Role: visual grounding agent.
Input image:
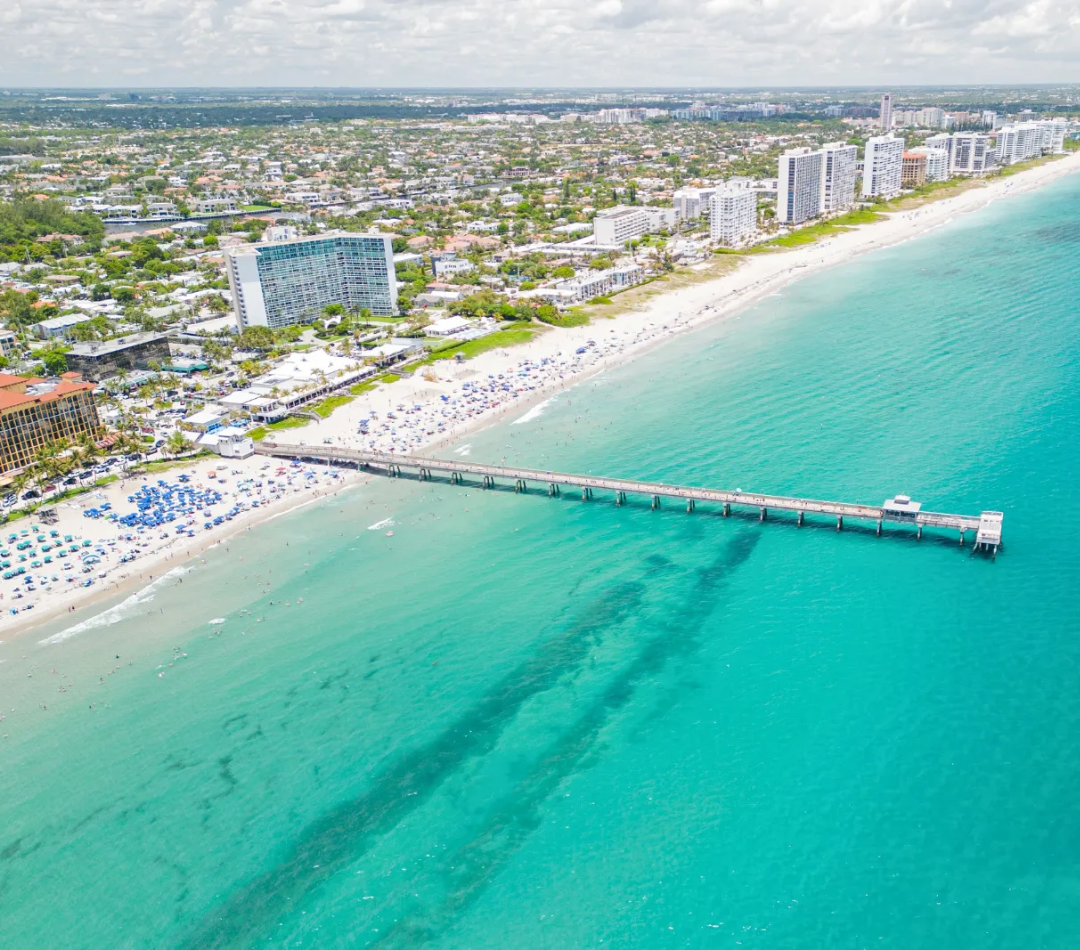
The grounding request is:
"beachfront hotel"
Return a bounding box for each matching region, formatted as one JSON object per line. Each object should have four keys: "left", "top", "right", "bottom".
{"left": 0, "top": 373, "right": 100, "bottom": 476}
{"left": 226, "top": 231, "right": 397, "bottom": 330}
{"left": 861, "top": 134, "right": 905, "bottom": 198}
{"left": 820, "top": 142, "right": 859, "bottom": 213}
{"left": 777, "top": 147, "right": 823, "bottom": 225}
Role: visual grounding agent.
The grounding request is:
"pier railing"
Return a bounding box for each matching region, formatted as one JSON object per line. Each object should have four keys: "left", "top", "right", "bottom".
{"left": 255, "top": 443, "right": 1003, "bottom": 553}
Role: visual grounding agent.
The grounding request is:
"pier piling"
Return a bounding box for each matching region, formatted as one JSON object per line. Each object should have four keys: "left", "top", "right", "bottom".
{"left": 255, "top": 444, "right": 1001, "bottom": 554}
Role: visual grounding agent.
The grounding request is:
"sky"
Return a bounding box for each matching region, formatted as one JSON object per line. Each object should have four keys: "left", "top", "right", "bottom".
{"left": 2, "top": 0, "right": 1079, "bottom": 88}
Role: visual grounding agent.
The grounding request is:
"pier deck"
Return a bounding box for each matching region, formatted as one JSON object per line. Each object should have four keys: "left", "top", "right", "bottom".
{"left": 256, "top": 443, "right": 1002, "bottom": 552}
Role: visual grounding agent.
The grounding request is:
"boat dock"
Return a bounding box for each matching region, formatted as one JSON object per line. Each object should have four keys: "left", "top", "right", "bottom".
{"left": 255, "top": 443, "right": 1003, "bottom": 554}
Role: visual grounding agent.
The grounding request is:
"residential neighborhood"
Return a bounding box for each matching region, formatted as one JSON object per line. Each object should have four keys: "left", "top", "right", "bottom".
{"left": 0, "top": 87, "right": 1076, "bottom": 509}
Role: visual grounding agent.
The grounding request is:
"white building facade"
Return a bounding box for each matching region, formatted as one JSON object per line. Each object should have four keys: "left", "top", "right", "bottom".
{"left": 777, "top": 148, "right": 823, "bottom": 225}
{"left": 951, "top": 133, "right": 992, "bottom": 174}
{"left": 861, "top": 135, "right": 905, "bottom": 198}
{"left": 433, "top": 258, "right": 474, "bottom": 277}
{"left": 996, "top": 121, "right": 1067, "bottom": 165}
{"left": 709, "top": 188, "right": 757, "bottom": 246}
{"left": 672, "top": 187, "right": 717, "bottom": 222}
{"left": 820, "top": 142, "right": 859, "bottom": 213}
{"left": 880, "top": 93, "right": 893, "bottom": 130}
{"left": 592, "top": 207, "right": 650, "bottom": 246}
{"left": 908, "top": 147, "right": 950, "bottom": 182}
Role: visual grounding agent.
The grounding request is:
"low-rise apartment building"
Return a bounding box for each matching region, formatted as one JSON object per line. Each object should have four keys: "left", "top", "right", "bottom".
{"left": 593, "top": 207, "right": 650, "bottom": 246}
{"left": 66, "top": 333, "right": 172, "bottom": 382}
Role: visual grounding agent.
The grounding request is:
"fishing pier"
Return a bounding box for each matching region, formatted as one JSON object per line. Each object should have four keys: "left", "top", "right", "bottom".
{"left": 256, "top": 443, "right": 1004, "bottom": 554}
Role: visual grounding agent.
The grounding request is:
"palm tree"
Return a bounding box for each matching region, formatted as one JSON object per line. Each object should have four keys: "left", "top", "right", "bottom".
{"left": 33, "top": 442, "right": 62, "bottom": 493}
{"left": 165, "top": 431, "right": 188, "bottom": 458}
{"left": 7, "top": 469, "right": 31, "bottom": 505}
{"left": 72, "top": 436, "right": 98, "bottom": 479}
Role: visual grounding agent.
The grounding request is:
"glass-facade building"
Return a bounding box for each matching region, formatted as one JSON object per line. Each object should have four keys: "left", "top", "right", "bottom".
{"left": 227, "top": 232, "right": 397, "bottom": 330}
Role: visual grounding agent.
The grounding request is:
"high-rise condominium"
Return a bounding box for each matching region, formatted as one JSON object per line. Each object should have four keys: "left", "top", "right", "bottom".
{"left": 777, "top": 148, "right": 823, "bottom": 225}
{"left": 226, "top": 231, "right": 397, "bottom": 330}
{"left": 950, "top": 132, "right": 992, "bottom": 174}
{"left": 820, "top": 142, "right": 859, "bottom": 213}
{"left": 907, "top": 146, "right": 950, "bottom": 182}
{"left": 708, "top": 187, "right": 758, "bottom": 246}
{"left": 862, "top": 135, "right": 905, "bottom": 198}
{"left": 880, "top": 93, "right": 893, "bottom": 130}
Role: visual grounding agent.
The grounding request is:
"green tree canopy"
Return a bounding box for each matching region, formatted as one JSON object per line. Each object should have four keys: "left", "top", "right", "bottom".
{"left": 0, "top": 289, "right": 33, "bottom": 327}
{"left": 0, "top": 198, "right": 103, "bottom": 263}
{"left": 238, "top": 325, "right": 276, "bottom": 350}
{"left": 41, "top": 350, "right": 67, "bottom": 376}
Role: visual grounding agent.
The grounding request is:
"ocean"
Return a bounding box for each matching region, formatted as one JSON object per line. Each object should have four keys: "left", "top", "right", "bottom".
{"left": 4, "top": 173, "right": 1080, "bottom": 949}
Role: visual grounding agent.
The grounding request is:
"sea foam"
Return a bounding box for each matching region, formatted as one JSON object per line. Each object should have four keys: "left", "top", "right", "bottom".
{"left": 512, "top": 397, "right": 555, "bottom": 425}
{"left": 39, "top": 565, "right": 193, "bottom": 645}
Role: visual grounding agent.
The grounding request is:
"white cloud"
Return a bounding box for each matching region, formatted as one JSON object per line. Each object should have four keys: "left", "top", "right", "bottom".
{"left": 0, "top": 0, "right": 1078, "bottom": 86}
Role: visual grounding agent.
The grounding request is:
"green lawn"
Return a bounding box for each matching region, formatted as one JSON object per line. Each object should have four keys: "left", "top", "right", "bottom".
{"left": 418, "top": 327, "right": 540, "bottom": 365}
{"left": 311, "top": 394, "right": 354, "bottom": 418}
{"left": 995, "top": 153, "right": 1064, "bottom": 178}
{"left": 752, "top": 207, "right": 885, "bottom": 251}
{"left": 129, "top": 452, "right": 212, "bottom": 476}
{"left": 538, "top": 310, "right": 591, "bottom": 328}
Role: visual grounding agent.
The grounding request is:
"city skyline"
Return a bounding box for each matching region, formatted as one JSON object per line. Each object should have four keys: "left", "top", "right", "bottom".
{"left": 3, "top": 0, "right": 1079, "bottom": 88}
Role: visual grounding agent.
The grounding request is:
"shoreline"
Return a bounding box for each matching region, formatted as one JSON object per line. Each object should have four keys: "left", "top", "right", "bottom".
{"left": 6, "top": 151, "right": 1080, "bottom": 644}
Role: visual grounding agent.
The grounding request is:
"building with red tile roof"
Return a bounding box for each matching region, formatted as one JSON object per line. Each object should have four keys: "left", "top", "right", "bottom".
{"left": 0, "top": 373, "right": 100, "bottom": 475}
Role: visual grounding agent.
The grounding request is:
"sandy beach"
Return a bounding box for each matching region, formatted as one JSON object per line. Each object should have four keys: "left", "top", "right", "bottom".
{"left": 5, "top": 150, "right": 1079, "bottom": 641}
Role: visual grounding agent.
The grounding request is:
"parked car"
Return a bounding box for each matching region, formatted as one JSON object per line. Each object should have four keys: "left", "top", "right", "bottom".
{"left": 21, "top": 490, "right": 39, "bottom": 501}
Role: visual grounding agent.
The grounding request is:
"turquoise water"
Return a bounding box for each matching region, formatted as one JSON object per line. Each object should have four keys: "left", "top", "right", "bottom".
{"left": 4, "top": 175, "right": 1080, "bottom": 948}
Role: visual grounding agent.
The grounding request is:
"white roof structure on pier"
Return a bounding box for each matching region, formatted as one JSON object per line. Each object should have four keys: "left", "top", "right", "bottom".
{"left": 883, "top": 495, "right": 922, "bottom": 517}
